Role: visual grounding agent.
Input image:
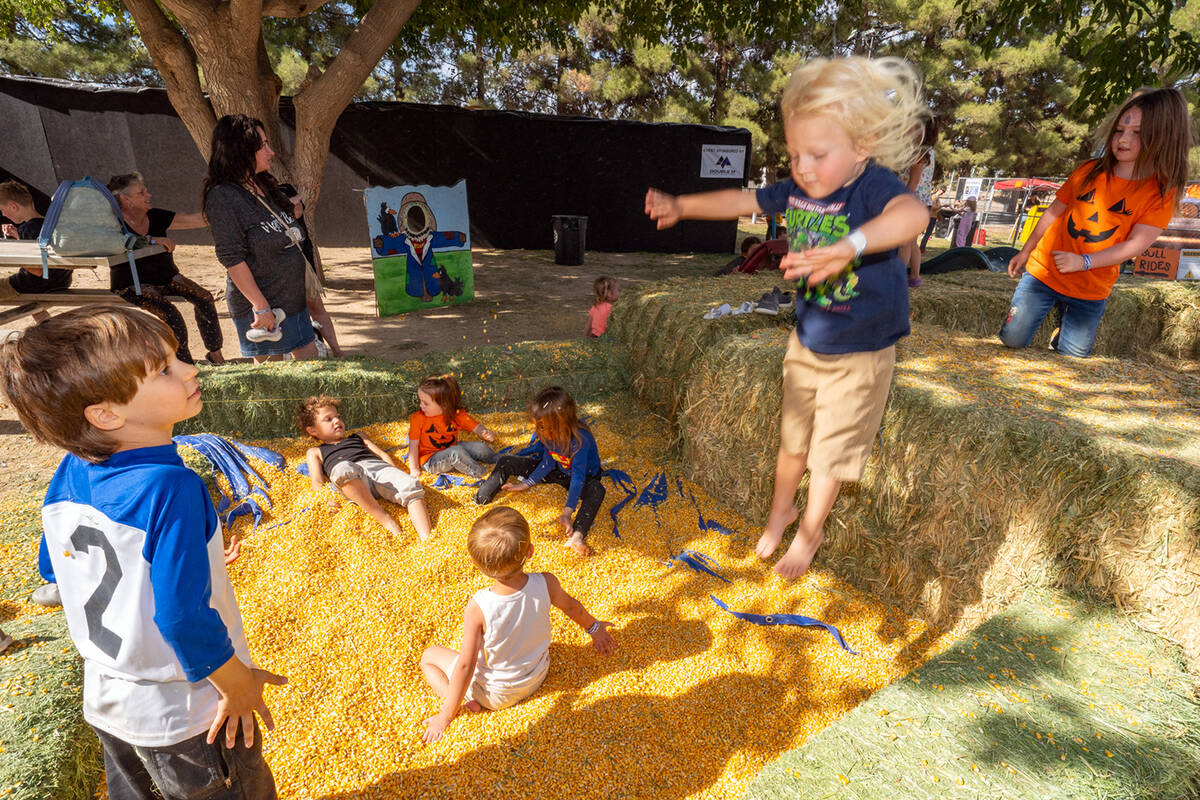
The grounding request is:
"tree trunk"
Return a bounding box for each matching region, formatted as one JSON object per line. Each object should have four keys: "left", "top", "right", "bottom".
{"left": 122, "top": 0, "right": 421, "bottom": 255}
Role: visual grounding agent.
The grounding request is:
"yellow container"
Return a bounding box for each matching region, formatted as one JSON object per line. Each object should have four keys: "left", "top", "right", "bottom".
{"left": 1018, "top": 205, "right": 1047, "bottom": 244}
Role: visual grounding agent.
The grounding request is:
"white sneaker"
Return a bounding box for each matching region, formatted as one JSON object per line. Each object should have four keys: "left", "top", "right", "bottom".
{"left": 246, "top": 308, "right": 286, "bottom": 342}
{"left": 31, "top": 583, "right": 61, "bottom": 607}
{"left": 703, "top": 303, "right": 732, "bottom": 320}
{"left": 729, "top": 301, "right": 755, "bottom": 316}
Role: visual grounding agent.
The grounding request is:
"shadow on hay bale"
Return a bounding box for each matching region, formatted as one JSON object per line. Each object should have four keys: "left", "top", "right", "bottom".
{"left": 608, "top": 273, "right": 797, "bottom": 417}
{"left": 679, "top": 324, "right": 1200, "bottom": 671}
{"left": 179, "top": 339, "right": 631, "bottom": 439}
{"left": 746, "top": 592, "right": 1200, "bottom": 800}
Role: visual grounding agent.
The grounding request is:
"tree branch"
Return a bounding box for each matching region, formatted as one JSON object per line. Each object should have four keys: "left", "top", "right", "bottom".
{"left": 261, "top": 0, "right": 335, "bottom": 19}
{"left": 121, "top": 0, "right": 215, "bottom": 157}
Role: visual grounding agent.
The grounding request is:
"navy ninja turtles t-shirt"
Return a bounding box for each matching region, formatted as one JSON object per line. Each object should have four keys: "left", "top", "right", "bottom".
{"left": 756, "top": 163, "right": 910, "bottom": 355}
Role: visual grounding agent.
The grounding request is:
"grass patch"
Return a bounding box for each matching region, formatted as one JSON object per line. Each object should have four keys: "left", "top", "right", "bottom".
{"left": 747, "top": 591, "right": 1200, "bottom": 800}
{"left": 181, "top": 338, "right": 631, "bottom": 439}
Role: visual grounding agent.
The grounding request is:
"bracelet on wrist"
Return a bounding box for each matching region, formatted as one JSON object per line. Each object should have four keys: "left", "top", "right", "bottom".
{"left": 586, "top": 620, "right": 604, "bottom": 636}
{"left": 253, "top": 307, "right": 273, "bottom": 315}
{"left": 845, "top": 229, "right": 868, "bottom": 259}
{"left": 1082, "top": 254, "right": 1093, "bottom": 271}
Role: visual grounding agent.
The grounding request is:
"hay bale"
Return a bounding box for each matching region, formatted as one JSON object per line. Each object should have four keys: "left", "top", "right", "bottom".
{"left": 180, "top": 339, "right": 631, "bottom": 439}
{"left": 0, "top": 612, "right": 101, "bottom": 800}
{"left": 608, "top": 272, "right": 794, "bottom": 415}
{"left": 747, "top": 591, "right": 1200, "bottom": 800}
{"left": 925, "top": 270, "right": 1200, "bottom": 363}
{"left": 679, "top": 323, "right": 1200, "bottom": 670}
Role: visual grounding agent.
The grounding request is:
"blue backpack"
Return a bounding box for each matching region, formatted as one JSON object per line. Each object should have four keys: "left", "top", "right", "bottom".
{"left": 39, "top": 177, "right": 147, "bottom": 293}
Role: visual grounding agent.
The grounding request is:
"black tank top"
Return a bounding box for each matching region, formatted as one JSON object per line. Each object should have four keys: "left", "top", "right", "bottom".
{"left": 318, "top": 433, "right": 374, "bottom": 475}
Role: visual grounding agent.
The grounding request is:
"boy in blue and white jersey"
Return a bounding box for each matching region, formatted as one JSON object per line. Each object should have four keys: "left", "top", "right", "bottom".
{"left": 0, "top": 305, "right": 284, "bottom": 800}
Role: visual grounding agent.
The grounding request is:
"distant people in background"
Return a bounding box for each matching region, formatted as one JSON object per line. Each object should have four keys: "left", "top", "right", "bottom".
{"left": 716, "top": 236, "right": 762, "bottom": 276}
{"left": 953, "top": 196, "right": 978, "bottom": 248}
{"left": 586, "top": 276, "right": 619, "bottom": 337}
{"left": 0, "top": 180, "right": 63, "bottom": 320}
{"left": 902, "top": 115, "right": 938, "bottom": 287}
{"left": 1001, "top": 87, "right": 1190, "bottom": 358}
{"left": 278, "top": 183, "right": 344, "bottom": 357}
{"left": 920, "top": 185, "right": 945, "bottom": 252}
{"left": 107, "top": 173, "right": 225, "bottom": 365}
{"left": 203, "top": 114, "right": 318, "bottom": 362}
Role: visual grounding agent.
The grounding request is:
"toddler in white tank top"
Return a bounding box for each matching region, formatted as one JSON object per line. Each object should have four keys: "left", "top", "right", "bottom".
{"left": 419, "top": 507, "right": 616, "bottom": 742}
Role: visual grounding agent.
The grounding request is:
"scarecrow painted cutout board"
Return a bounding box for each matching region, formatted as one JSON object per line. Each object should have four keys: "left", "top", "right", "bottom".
{"left": 365, "top": 181, "right": 472, "bottom": 316}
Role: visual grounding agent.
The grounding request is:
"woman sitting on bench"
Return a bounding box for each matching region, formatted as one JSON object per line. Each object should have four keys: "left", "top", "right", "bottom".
{"left": 107, "top": 172, "right": 225, "bottom": 365}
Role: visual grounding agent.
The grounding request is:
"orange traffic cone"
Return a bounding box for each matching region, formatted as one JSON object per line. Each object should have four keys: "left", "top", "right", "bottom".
{"left": 973, "top": 227, "right": 987, "bottom": 246}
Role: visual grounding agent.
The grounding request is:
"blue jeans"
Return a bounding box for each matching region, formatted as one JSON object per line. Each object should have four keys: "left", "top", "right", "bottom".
{"left": 999, "top": 273, "right": 1107, "bottom": 358}
{"left": 424, "top": 441, "right": 498, "bottom": 478}
{"left": 93, "top": 721, "right": 276, "bottom": 800}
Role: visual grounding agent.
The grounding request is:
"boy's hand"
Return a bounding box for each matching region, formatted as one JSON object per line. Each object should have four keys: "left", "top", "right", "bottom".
{"left": 480, "top": 428, "right": 496, "bottom": 444}
{"left": 782, "top": 241, "right": 856, "bottom": 286}
{"left": 1008, "top": 249, "right": 1031, "bottom": 278}
{"left": 644, "top": 188, "right": 681, "bottom": 230}
{"left": 206, "top": 666, "right": 287, "bottom": 748}
{"left": 557, "top": 510, "right": 574, "bottom": 536}
{"left": 422, "top": 710, "right": 454, "bottom": 743}
{"left": 589, "top": 621, "right": 616, "bottom": 655}
{"left": 223, "top": 534, "right": 241, "bottom": 565}
{"left": 501, "top": 481, "right": 529, "bottom": 493}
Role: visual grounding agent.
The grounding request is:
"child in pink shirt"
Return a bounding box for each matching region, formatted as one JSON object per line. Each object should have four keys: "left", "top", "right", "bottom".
{"left": 586, "top": 276, "right": 619, "bottom": 337}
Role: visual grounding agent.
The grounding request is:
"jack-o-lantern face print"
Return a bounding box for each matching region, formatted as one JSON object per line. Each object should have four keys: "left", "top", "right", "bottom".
{"left": 1066, "top": 188, "right": 1121, "bottom": 244}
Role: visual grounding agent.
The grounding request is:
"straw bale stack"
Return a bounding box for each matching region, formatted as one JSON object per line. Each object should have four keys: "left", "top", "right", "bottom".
{"left": 608, "top": 272, "right": 796, "bottom": 415}
{"left": 179, "top": 339, "right": 630, "bottom": 439}
{"left": 679, "top": 323, "right": 1200, "bottom": 670}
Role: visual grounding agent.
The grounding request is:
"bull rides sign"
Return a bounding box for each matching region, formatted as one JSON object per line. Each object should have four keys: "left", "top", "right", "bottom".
{"left": 365, "top": 180, "right": 473, "bottom": 316}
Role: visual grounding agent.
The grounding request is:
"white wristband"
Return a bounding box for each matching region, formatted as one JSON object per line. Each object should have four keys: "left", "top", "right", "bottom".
{"left": 845, "top": 230, "right": 867, "bottom": 259}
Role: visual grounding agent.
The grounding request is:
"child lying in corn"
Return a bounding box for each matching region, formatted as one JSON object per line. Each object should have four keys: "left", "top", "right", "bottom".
{"left": 419, "top": 506, "right": 616, "bottom": 742}
{"left": 299, "top": 394, "right": 433, "bottom": 539}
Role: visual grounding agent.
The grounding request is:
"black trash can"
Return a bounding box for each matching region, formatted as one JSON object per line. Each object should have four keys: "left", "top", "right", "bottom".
{"left": 552, "top": 215, "right": 587, "bottom": 266}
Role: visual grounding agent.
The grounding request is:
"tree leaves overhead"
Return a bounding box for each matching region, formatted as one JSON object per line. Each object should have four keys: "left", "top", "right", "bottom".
{"left": 965, "top": 0, "right": 1200, "bottom": 119}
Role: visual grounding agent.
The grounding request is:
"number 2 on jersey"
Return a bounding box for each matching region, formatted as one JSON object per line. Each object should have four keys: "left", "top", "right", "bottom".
{"left": 70, "top": 525, "right": 124, "bottom": 658}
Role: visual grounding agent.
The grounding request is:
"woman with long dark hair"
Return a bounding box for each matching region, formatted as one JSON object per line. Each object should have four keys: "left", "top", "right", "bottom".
{"left": 203, "top": 114, "right": 317, "bottom": 361}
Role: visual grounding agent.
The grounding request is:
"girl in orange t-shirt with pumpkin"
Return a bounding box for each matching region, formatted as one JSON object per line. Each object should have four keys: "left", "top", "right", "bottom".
{"left": 408, "top": 374, "right": 498, "bottom": 478}
{"left": 1000, "top": 87, "right": 1191, "bottom": 357}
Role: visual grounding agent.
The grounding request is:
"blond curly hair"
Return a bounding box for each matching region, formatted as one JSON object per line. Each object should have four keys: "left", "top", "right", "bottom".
{"left": 781, "top": 56, "right": 930, "bottom": 172}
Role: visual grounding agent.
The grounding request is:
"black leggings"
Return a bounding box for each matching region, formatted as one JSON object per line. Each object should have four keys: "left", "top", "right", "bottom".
{"left": 919, "top": 215, "right": 937, "bottom": 250}
{"left": 477, "top": 455, "right": 606, "bottom": 537}
{"left": 116, "top": 273, "right": 223, "bottom": 364}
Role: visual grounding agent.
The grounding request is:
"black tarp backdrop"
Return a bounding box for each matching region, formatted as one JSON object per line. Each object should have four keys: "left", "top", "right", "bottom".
{"left": 0, "top": 75, "right": 750, "bottom": 252}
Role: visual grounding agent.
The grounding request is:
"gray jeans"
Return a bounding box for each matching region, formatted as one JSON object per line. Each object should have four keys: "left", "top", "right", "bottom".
{"left": 424, "top": 441, "right": 498, "bottom": 478}
{"left": 93, "top": 720, "right": 275, "bottom": 800}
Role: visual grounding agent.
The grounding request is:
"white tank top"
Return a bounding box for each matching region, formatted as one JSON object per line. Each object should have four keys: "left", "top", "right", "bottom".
{"left": 472, "top": 572, "right": 552, "bottom": 692}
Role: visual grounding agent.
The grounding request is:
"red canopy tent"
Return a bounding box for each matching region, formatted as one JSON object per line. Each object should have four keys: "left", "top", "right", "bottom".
{"left": 993, "top": 178, "right": 1061, "bottom": 191}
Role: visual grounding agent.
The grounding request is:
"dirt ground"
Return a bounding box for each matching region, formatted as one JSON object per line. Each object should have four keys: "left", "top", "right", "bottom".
{"left": 0, "top": 239, "right": 736, "bottom": 507}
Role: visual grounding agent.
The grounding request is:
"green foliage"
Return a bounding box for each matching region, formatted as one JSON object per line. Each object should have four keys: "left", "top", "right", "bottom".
{"left": 0, "top": 0, "right": 156, "bottom": 85}
{"left": 968, "top": 0, "right": 1200, "bottom": 121}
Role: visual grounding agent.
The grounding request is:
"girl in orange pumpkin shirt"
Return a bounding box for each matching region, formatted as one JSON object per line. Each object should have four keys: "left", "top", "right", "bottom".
{"left": 1000, "top": 87, "right": 1191, "bottom": 357}
{"left": 407, "top": 374, "right": 498, "bottom": 479}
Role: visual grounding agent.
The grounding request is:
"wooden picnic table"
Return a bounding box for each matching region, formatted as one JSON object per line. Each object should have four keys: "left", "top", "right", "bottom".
{"left": 0, "top": 240, "right": 168, "bottom": 325}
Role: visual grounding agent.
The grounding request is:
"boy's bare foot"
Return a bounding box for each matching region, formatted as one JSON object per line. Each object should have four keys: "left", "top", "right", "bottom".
{"left": 773, "top": 520, "right": 824, "bottom": 579}
{"left": 755, "top": 505, "right": 799, "bottom": 560}
{"left": 564, "top": 531, "right": 592, "bottom": 556}
{"left": 464, "top": 700, "right": 483, "bottom": 713}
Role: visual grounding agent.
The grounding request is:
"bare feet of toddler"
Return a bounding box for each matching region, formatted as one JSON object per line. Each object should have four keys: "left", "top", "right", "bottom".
{"left": 755, "top": 505, "right": 799, "bottom": 560}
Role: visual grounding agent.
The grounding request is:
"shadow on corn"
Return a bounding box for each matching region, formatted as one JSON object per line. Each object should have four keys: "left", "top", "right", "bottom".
{"left": 318, "top": 675, "right": 793, "bottom": 800}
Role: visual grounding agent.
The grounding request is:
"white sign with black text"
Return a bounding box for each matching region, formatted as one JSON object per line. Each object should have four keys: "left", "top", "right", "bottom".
{"left": 700, "top": 144, "right": 746, "bottom": 179}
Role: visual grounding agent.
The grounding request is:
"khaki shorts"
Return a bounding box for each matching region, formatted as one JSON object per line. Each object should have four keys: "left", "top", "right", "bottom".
{"left": 327, "top": 457, "right": 423, "bottom": 507}
{"left": 780, "top": 330, "right": 895, "bottom": 481}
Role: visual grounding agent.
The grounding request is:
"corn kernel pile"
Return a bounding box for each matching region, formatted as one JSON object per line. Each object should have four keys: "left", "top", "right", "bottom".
{"left": 213, "top": 409, "right": 948, "bottom": 799}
